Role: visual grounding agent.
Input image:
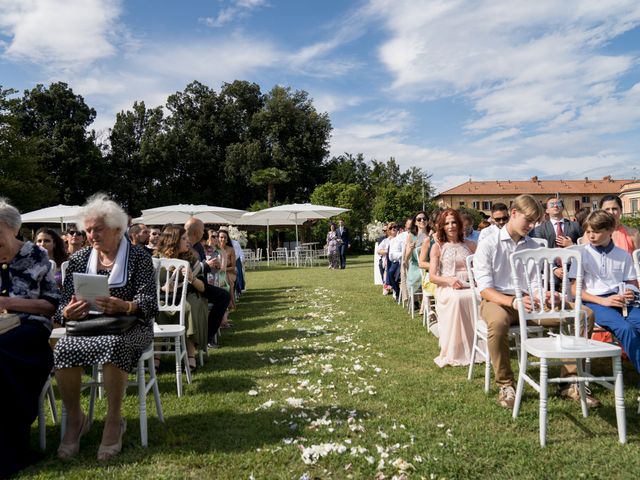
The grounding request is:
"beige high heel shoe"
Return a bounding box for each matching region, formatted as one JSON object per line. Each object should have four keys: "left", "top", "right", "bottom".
{"left": 97, "top": 418, "right": 127, "bottom": 461}
{"left": 57, "top": 413, "right": 90, "bottom": 460}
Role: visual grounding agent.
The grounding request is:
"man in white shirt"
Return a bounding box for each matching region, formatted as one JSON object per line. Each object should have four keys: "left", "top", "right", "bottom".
{"left": 386, "top": 223, "right": 404, "bottom": 300}
{"left": 473, "top": 195, "right": 597, "bottom": 409}
{"left": 477, "top": 203, "right": 509, "bottom": 244}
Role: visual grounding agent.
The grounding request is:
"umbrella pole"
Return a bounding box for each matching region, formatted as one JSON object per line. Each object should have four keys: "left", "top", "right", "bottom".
{"left": 266, "top": 221, "right": 270, "bottom": 267}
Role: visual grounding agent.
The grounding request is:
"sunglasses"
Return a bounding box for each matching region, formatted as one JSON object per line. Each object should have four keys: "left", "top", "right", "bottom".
{"left": 493, "top": 216, "right": 509, "bottom": 223}
{"left": 548, "top": 201, "right": 563, "bottom": 208}
{"left": 390, "top": 226, "right": 398, "bottom": 230}
{"left": 416, "top": 216, "right": 427, "bottom": 221}
{"left": 67, "top": 231, "right": 84, "bottom": 236}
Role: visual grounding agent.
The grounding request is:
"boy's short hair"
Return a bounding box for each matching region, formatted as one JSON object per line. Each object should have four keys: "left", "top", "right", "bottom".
{"left": 583, "top": 210, "right": 616, "bottom": 232}
{"left": 511, "top": 194, "right": 544, "bottom": 222}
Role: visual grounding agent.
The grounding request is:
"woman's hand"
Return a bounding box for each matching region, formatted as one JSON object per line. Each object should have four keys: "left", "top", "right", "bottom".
{"left": 63, "top": 295, "right": 91, "bottom": 320}
{"left": 447, "top": 277, "right": 464, "bottom": 289}
{"left": 95, "top": 296, "right": 129, "bottom": 315}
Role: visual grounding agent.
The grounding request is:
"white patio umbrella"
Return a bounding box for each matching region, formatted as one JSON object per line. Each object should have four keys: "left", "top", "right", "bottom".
{"left": 21, "top": 204, "right": 82, "bottom": 230}
{"left": 242, "top": 203, "right": 349, "bottom": 266}
{"left": 134, "top": 204, "right": 247, "bottom": 225}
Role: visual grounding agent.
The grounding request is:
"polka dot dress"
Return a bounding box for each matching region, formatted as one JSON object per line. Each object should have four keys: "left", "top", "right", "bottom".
{"left": 53, "top": 244, "right": 158, "bottom": 373}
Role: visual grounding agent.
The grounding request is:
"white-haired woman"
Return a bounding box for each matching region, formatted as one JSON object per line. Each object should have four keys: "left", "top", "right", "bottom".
{"left": 53, "top": 194, "right": 157, "bottom": 461}
{"left": 0, "top": 199, "right": 60, "bottom": 478}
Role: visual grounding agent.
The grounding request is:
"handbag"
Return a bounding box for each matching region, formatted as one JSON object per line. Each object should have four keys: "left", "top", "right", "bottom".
{"left": 65, "top": 315, "right": 139, "bottom": 336}
{"left": 0, "top": 312, "right": 21, "bottom": 335}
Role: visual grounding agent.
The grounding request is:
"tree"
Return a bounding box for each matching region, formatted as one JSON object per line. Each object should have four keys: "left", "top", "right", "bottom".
{"left": 250, "top": 167, "right": 290, "bottom": 207}
{"left": 105, "top": 101, "right": 166, "bottom": 214}
{"left": 10, "top": 82, "right": 104, "bottom": 204}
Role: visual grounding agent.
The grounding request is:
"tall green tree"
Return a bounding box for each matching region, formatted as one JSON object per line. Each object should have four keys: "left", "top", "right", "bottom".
{"left": 10, "top": 82, "right": 104, "bottom": 204}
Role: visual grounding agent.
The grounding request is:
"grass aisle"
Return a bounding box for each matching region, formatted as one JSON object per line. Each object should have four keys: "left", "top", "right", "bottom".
{"left": 26, "top": 255, "right": 639, "bottom": 479}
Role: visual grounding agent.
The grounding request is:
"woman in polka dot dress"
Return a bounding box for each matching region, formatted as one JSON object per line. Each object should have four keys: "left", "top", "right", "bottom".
{"left": 53, "top": 194, "right": 158, "bottom": 461}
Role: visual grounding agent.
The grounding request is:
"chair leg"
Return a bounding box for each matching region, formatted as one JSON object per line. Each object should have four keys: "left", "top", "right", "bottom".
{"left": 174, "top": 337, "right": 183, "bottom": 397}
{"left": 137, "top": 357, "right": 148, "bottom": 447}
{"left": 484, "top": 349, "right": 492, "bottom": 394}
{"left": 149, "top": 356, "right": 164, "bottom": 424}
{"left": 613, "top": 356, "right": 627, "bottom": 444}
{"left": 181, "top": 335, "right": 192, "bottom": 385}
{"left": 467, "top": 336, "right": 477, "bottom": 381}
{"left": 513, "top": 354, "right": 527, "bottom": 419}
{"left": 88, "top": 364, "right": 99, "bottom": 423}
{"left": 47, "top": 380, "right": 58, "bottom": 424}
{"left": 576, "top": 360, "right": 589, "bottom": 418}
{"left": 38, "top": 380, "right": 48, "bottom": 451}
{"left": 539, "top": 359, "right": 549, "bottom": 447}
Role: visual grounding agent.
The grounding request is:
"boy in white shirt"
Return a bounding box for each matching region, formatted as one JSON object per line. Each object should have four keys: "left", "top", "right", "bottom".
{"left": 570, "top": 210, "right": 640, "bottom": 373}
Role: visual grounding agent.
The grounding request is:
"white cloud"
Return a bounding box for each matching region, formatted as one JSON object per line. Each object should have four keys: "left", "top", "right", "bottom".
{"left": 199, "top": 0, "right": 268, "bottom": 28}
{"left": 0, "top": 0, "right": 121, "bottom": 68}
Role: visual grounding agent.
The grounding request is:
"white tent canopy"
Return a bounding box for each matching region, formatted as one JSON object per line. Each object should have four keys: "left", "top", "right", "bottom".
{"left": 21, "top": 204, "right": 81, "bottom": 229}
{"left": 134, "top": 204, "right": 247, "bottom": 225}
{"left": 239, "top": 203, "right": 349, "bottom": 265}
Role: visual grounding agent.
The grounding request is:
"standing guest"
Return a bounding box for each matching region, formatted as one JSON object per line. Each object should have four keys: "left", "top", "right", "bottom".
{"left": 477, "top": 203, "right": 509, "bottom": 244}
{"left": 598, "top": 195, "right": 640, "bottom": 254}
{"left": 473, "top": 195, "right": 598, "bottom": 409}
{"left": 532, "top": 196, "right": 582, "bottom": 248}
{"left": 570, "top": 210, "right": 640, "bottom": 374}
{"left": 228, "top": 232, "right": 245, "bottom": 295}
{"left": 36, "top": 227, "right": 68, "bottom": 287}
{"left": 461, "top": 212, "right": 480, "bottom": 243}
{"left": 146, "top": 227, "right": 162, "bottom": 253}
{"left": 387, "top": 222, "right": 404, "bottom": 300}
{"left": 65, "top": 226, "right": 86, "bottom": 256}
{"left": 184, "top": 218, "right": 230, "bottom": 347}
{"left": 429, "top": 209, "right": 477, "bottom": 366}
{"left": 326, "top": 222, "right": 340, "bottom": 269}
{"left": 53, "top": 194, "right": 157, "bottom": 461}
{"left": 0, "top": 199, "right": 60, "bottom": 478}
{"left": 337, "top": 219, "right": 350, "bottom": 269}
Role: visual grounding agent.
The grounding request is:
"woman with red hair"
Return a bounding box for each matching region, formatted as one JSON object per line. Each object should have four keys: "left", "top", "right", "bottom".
{"left": 429, "top": 209, "right": 479, "bottom": 367}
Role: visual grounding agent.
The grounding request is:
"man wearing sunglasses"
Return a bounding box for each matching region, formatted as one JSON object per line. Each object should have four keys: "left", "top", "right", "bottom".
{"left": 532, "top": 196, "right": 582, "bottom": 248}
{"left": 477, "top": 203, "right": 509, "bottom": 244}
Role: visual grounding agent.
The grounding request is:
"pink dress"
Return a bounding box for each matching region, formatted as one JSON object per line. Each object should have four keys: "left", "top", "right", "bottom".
{"left": 433, "top": 242, "right": 478, "bottom": 367}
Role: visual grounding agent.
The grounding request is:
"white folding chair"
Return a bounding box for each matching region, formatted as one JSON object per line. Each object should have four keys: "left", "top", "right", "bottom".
{"left": 37, "top": 375, "right": 57, "bottom": 451}
{"left": 633, "top": 248, "right": 640, "bottom": 414}
{"left": 465, "top": 254, "right": 544, "bottom": 393}
{"left": 60, "top": 344, "right": 164, "bottom": 447}
{"left": 154, "top": 258, "right": 192, "bottom": 397}
{"left": 420, "top": 270, "right": 437, "bottom": 333}
{"left": 510, "top": 247, "right": 625, "bottom": 447}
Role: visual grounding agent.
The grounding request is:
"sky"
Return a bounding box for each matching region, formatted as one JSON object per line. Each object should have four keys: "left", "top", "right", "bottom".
{"left": 2, "top": 0, "right": 640, "bottom": 193}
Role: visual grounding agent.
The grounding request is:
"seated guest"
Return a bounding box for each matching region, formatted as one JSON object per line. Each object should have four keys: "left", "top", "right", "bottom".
{"left": 461, "top": 212, "right": 480, "bottom": 243}
{"left": 403, "top": 211, "right": 429, "bottom": 304}
{"left": 477, "top": 203, "right": 509, "bottom": 244}
{"left": 474, "top": 194, "right": 598, "bottom": 409}
{"left": 429, "top": 209, "right": 477, "bottom": 366}
{"left": 36, "top": 227, "right": 68, "bottom": 287}
{"left": 217, "top": 227, "right": 238, "bottom": 310}
{"left": 398, "top": 217, "right": 414, "bottom": 304}
{"left": 377, "top": 224, "right": 392, "bottom": 294}
{"left": 574, "top": 206, "right": 591, "bottom": 231}
{"left": 54, "top": 194, "right": 157, "bottom": 461}
{"left": 0, "top": 200, "right": 60, "bottom": 478}
{"left": 571, "top": 210, "right": 640, "bottom": 373}
{"left": 184, "top": 219, "right": 230, "bottom": 346}
{"left": 128, "top": 223, "right": 150, "bottom": 250}
{"left": 598, "top": 195, "right": 640, "bottom": 254}
{"left": 65, "top": 226, "right": 86, "bottom": 256}
{"left": 155, "top": 226, "right": 208, "bottom": 371}
{"left": 147, "top": 226, "right": 162, "bottom": 253}
{"left": 386, "top": 222, "right": 403, "bottom": 300}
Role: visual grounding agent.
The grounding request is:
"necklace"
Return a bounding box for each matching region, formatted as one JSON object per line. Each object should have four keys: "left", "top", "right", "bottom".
{"left": 99, "top": 254, "right": 115, "bottom": 267}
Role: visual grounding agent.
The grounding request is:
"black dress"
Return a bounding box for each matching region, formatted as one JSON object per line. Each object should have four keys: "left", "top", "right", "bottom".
{"left": 53, "top": 243, "right": 158, "bottom": 373}
{"left": 0, "top": 242, "right": 59, "bottom": 478}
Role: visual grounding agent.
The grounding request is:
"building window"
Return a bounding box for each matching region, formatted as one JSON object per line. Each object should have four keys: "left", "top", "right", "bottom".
{"left": 582, "top": 196, "right": 590, "bottom": 204}
{"left": 632, "top": 199, "right": 638, "bottom": 213}
{"left": 459, "top": 201, "right": 466, "bottom": 207}
{"left": 482, "top": 201, "right": 492, "bottom": 211}
{"left": 472, "top": 201, "right": 480, "bottom": 210}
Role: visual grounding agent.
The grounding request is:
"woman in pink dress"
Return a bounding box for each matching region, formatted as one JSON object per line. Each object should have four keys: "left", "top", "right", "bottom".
{"left": 429, "top": 209, "right": 478, "bottom": 367}
{"left": 599, "top": 195, "right": 639, "bottom": 254}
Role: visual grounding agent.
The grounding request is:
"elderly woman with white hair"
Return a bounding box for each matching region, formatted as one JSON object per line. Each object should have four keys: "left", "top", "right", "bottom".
{"left": 0, "top": 199, "right": 60, "bottom": 478}
{"left": 53, "top": 194, "right": 157, "bottom": 461}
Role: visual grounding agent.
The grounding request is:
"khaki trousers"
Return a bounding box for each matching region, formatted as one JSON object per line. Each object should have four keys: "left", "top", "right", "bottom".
{"left": 479, "top": 300, "right": 594, "bottom": 387}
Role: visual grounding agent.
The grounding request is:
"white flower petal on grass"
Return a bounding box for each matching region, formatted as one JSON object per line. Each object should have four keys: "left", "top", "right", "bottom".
{"left": 247, "top": 390, "right": 259, "bottom": 396}
{"left": 286, "top": 397, "right": 305, "bottom": 408}
{"left": 392, "top": 458, "right": 415, "bottom": 472}
{"left": 413, "top": 455, "right": 423, "bottom": 463}
{"left": 437, "top": 423, "right": 445, "bottom": 428}
{"left": 365, "top": 456, "right": 375, "bottom": 465}
{"left": 255, "top": 400, "right": 276, "bottom": 410}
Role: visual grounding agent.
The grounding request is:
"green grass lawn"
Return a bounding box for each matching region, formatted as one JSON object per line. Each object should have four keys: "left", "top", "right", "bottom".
{"left": 23, "top": 255, "right": 640, "bottom": 479}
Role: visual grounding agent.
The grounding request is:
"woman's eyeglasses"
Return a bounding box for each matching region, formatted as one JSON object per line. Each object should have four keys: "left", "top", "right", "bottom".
{"left": 67, "top": 231, "right": 84, "bottom": 236}
{"left": 390, "top": 226, "right": 398, "bottom": 230}
{"left": 416, "top": 217, "right": 427, "bottom": 222}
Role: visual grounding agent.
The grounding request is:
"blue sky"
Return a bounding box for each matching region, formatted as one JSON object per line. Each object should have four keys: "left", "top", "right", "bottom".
{"left": 2, "top": 0, "right": 640, "bottom": 193}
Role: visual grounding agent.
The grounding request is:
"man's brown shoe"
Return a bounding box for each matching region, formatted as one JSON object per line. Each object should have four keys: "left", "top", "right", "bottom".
{"left": 559, "top": 383, "right": 602, "bottom": 408}
{"left": 497, "top": 385, "right": 516, "bottom": 409}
